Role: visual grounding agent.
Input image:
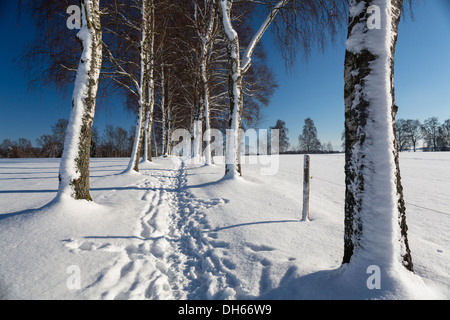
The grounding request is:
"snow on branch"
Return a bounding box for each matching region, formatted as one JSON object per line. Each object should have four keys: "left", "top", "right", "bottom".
{"left": 241, "top": 0, "right": 289, "bottom": 74}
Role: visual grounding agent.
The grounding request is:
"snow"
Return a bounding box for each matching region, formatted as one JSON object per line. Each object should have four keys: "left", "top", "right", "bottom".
{"left": 220, "top": 0, "right": 238, "bottom": 44}
{"left": 0, "top": 153, "right": 449, "bottom": 300}
{"left": 241, "top": 0, "right": 287, "bottom": 73}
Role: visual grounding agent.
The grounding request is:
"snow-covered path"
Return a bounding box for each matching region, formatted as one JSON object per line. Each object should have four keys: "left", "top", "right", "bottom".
{"left": 77, "top": 160, "right": 183, "bottom": 300}
{"left": 62, "top": 159, "right": 236, "bottom": 300}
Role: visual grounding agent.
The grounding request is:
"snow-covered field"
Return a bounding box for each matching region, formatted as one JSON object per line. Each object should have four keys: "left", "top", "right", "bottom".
{"left": 0, "top": 153, "right": 449, "bottom": 300}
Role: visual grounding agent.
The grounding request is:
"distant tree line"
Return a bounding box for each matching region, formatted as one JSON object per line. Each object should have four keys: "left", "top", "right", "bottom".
{"left": 395, "top": 117, "right": 450, "bottom": 152}
{"left": 277, "top": 115, "right": 450, "bottom": 155}
{"left": 0, "top": 138, "right": 39, "bottom": 158}
{"left": 338, "top": 116, "right": 450, "bottom": 153}
{"left": 0, "top": 118, "right": 142, "bottom": 159}
{"left": 3, "top": 115, "right": 448, "bottom": 159}
{"left": 1, "top": 116, "right": 336, "bottom": 158}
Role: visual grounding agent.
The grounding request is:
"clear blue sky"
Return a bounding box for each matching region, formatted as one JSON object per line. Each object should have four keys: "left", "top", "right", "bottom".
{"left": 260, "top": 0, "right": 450, "bottom": 151}
{"left": 0, "top": 1, "right": 136, "bottom": 144}
{"left": 0, "top": 1, "right": 449, "bottom": 152}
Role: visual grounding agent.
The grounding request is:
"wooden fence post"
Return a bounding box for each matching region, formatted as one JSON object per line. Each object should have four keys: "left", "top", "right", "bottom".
{"left": 302, "top": 154, "right": 310, "bottom": 221}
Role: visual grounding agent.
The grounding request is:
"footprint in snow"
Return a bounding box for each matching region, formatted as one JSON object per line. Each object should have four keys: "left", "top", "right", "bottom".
{"left": 62, "top": 238, "right": 122, "bottom": 254}
{"left": 245, "top": 242, "right": 276, "bottom": 252}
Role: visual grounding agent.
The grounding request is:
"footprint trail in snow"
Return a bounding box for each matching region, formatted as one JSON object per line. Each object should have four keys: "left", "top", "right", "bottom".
{"left": 64, "top": 159, "right": 237, "bottom": 300}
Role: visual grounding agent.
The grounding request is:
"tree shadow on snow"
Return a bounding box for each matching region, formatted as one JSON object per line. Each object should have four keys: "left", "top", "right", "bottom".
{"left": 0, "top": 197, "right": 61, "bottom": 222}
{"left": 82, "top": 235, "right": 180, "bottom": 243}
{"left": 0, "top": 208, "right": 37, "bottom": 222}
{"left": 204, "top": 220, "right": 300, "bottom": 233}
{"left": 185, "top": 175, "right": 246, "bottom": 190}
{"left": 0, "top": 189, "right": 57, "bottom": 194}
{"left": 258, "top": 266, "right": 350, "bottom": 300}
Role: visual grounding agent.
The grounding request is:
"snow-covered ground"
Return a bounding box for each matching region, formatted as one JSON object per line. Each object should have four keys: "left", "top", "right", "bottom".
{"left": 0, "top": 153, "right": 449, "bottom": 300}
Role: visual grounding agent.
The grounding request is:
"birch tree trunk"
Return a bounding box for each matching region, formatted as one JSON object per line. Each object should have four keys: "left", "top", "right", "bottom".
{"left": 193, "top": 86, "right": 203, "bottom": 162}
{"left": 142, "top": 102, "right": 151, "bottom": 163}
{"left": 192, "top": 98, "right": 204, "bottom": 163}
{"left": 160, "top": 64, "right": 168, "bottom": 157}
{"left": 220, "top": 0, "right": 243, "bottom": 179}
{"left": 202, "top": 52, "right": 213, "bottom": 165}
{"left": 126, "top": 0, "right": 150, "bottom": 172}
{"left": 343, "top": 0, "right": 413, "bottom": 272}
{"left": 143, "top": 0, "right": 155, "bottom": 163}
{"left": 219, "top": 0, "right": 287, "bottom": 178}
{"left": 153, "top": 124, "right": 159, "bottom": 157}
{"left": 166, "top": 78, "right": 173, "bottom": 157}
{"left": 58, "top": 0, "right": 102, "bottom": 201}
{"left": 195, "top": 0, "right": 217, "bottom": 166}
{"left": 198, "top": 45, "right": 209, "bottom": 165}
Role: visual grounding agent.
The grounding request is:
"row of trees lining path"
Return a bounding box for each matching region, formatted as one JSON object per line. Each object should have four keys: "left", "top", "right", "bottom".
{"left": 20, "top": 0, "right": 346, "bottom": 198}
{"left": 17, "top": 0, "right": 424, "bottom": 284}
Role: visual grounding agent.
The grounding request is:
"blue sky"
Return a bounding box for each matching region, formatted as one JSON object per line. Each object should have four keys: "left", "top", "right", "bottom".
{"left": 260, "top": 0, "right": 450, "bottom": 150}
{"left": 0, "top": 1, "right": 449, "bottom": 152}
{"left": 0, "top": 1, "right": 135, "bottom": 144}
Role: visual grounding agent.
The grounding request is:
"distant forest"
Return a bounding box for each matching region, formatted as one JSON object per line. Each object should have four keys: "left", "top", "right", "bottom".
{"left": 1, "top": 116, "right": 449, "bottom": 159}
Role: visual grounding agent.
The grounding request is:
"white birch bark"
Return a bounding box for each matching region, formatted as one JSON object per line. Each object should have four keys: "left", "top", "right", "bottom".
{"left": 343, "top": 0, "right": 413, "bottom": 272}
{"left": 195, "top": 0, "right": 217, "bottom": 165}
{"left": 160, "top": 64, "right": 167, "bottom": 157}
{"left": 166, "top": 80, "right": 172, "bottom": 156}
{"left": 193, "top": 119, "right": 202, "bottom": 163}
{"left": 241, "top": 0, "right": 288, "bottom": 74}
{"left": 202, "top": 57, "right": 213, "bottom": 165}
{"left": 125, "top": 0, "right": 150, "bottom": 172}
{"left": 219, "top": 0, "right": 287, "bottom": 178}
{"left": 58, "top": 0, "right": 102, "bottom": 200}
{"left": 142, "top": 103, "right": 151, "bottom": 163}
{"left": 220, "top": 0, "right": 243, "bottom": 179}
{"left": 143, "top": 0, "right": 155, "bottom": 163}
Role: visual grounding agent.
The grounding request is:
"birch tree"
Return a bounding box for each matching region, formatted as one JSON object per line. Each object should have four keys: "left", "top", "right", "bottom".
{"left": 421, "top": 117, "right": 440, "bottom": 152}
{"left": 124, "top": 0, "right": 151, "bottom": 172}
{"left": 159, "top": 64, "right": 168, "bottom": 156}
{"left": 142, "top": 0, "right": 156, "bottom": 163}
{"left": 57, "top": 0, "right": 103, "bottom": 200}
{"left": 395, "top": 119, "right": 410, "bottom": 151}
{"left": 218, "top": 0, "right": 345, "bottom": 178}
{"left": 218, "top": 0, "right": 288, "bottom": 178}
{"left": 102, "top": 0, "right": 160, "bottom": 172}
{"left": 193, "top": 0, "right": 219, "bottom": 165}
{"left": 404, "top": 119, "right": 421, "bottom": 152}
{"left": 343, "top": 0, "right": 414, "bottom": 272}
{"left": 18, "top": 0, "right": 117, "bottom": 199}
